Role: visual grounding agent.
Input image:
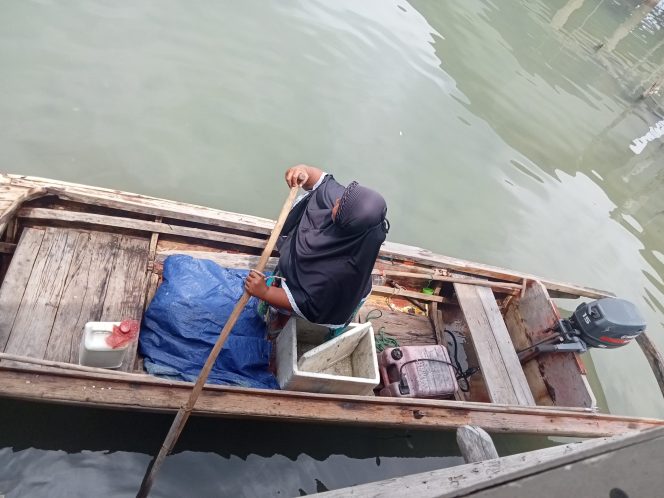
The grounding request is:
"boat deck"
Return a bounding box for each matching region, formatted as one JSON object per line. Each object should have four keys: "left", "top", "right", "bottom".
{"left": 0, "top": 226, "right": 150, "bottom": 371}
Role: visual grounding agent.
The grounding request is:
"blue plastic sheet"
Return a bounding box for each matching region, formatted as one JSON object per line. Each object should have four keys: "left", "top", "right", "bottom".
{"left": 139, "top": 255, "right": 279, "bottom": 389}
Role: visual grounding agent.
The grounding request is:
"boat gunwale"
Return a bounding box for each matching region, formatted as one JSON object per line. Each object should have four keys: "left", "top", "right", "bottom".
{"left": 1, "top": 173, "right": 612, "bottom": 300}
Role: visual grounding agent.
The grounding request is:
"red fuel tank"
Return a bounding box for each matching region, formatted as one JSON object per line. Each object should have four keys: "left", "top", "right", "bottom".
{"left": 377, "top": 345, "right": 458, "bottom": 398}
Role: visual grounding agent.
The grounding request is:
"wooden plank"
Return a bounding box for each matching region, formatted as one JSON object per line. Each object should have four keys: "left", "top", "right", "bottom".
{"left": 44, "top": 231, "right": 121, "bottom": 363}
{"left": 377, "top": 270, "right": 521, "bottom": 293}
{"left": 476, "top": 286, "right": 535, "bottom": 406}
{"left": 0, "top": 242, "right": 16, "bottom": 254}
{"left": 381, "top": 241, "right": 612, "bottom": 300}
{"left": 0, "top": 366, "right": 661, "bottom": 436}
{"left": 0, "top": 186, "right": 46, "bottom": 237}
{"left": 3, "top": 228, "right": 78, "bottom": 359}
{"left": 0, "top": 228, "right": 45, "bottom": 350}
{"left": 310, "top": 428, "right": 664, "bottom": 497}
{"left": 635, "top": 333, "right": 664, "bottom": 398}
{"left": 372, "top": 285, "right": 452, "bottom": 304}
{"left": 3, "top": 174, "right": 613, "bottom": 300}
{"left": 357, "top": 304, "right": 436, "bottom": 347}
{"left": 7, "top": 175, "right": 275, "bottom": 234}
{"left": 503, "top": 281, "right": 595, "bottom": 408}
{"left": 100, "top": 235, "right": 150, "bottom": 371}
{"left": 155, "top": 249, "right": 278, "bottom": 272}
{"left": 456, "top": 425, "right": 499, "bottom": 463}
{"left": 18, "top": 207, "right": 267, "bottom": 251}
{"left": 455, "top": 283, "right": 522, "bottom": 405}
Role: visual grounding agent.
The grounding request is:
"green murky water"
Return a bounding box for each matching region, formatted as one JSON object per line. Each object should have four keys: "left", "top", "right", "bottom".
{"left": 1, "top": 1, "right": 663, "bottom": 496}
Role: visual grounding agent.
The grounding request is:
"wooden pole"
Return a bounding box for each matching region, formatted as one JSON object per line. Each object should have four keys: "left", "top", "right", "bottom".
{"left": 136, "top": 186, "right": 299, "bottom": 497}
{"left": 636, "top": 333, "right": 664, "bottom": 398}
{"left": 456, "top": 425, "right": 499, "bottom": 463}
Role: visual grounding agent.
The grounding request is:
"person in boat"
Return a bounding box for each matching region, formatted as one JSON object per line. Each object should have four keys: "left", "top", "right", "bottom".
{"left": 244, "top": 164, "right": 389, "bottom": 334}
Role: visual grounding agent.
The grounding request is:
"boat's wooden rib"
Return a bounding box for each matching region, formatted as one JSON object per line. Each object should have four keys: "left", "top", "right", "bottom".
{"left": 18, "top": 207, "right": 267, "bottom": 251}
{"left": 1, "top": 174, "right": 612, "bottom": 299}
{"left": 0, "top": 364, "right": 661, "bottom": 437}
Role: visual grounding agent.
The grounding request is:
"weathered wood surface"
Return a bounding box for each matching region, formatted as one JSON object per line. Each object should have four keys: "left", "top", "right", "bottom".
{"left": 3, "top": 228, "right": 78, "bottom": 359}
{"left": 311, "top": 427, "right": 664, "bottom": 498}
{"left": 1, "top": 365, "right": 661, "bottom": 436}
{"left": 455, "top": 283, "right": 535, "bottom": 406}
{"left": 372, "top": 285, "right": 452, "bottom": 304}
{"left": 45, "top": 231, "right": 120, "bottom": 363}
{"left": 3, "top": 174, "right": 275, "bottom": 235}
{"left": 380, "top": 241, "right": 612, "bottom": 300}
{"left": 468, "top": 427, "right": 664, "bottom": 498}
{"left": 503, "top": 280, "right": 595, "bottom": 408}
{"left": 155, "top": 249, "right": 278, "bottom": 272}
{"left": 377, "top": 269, "right": 522, "bottom": 293}
{"left": 0, "top": 174, "right": 614, "bottom": 300}
{"left": 456, "top": 425, "right": 499, "bottom": 463}
{"left": 0, "top": 185, "right": 46, "bottom": 237}
{"left": 0, "top": 228, "right": 45, "bottom": 350}
{"left": 635, "top": 332, "right": 664, "bottom": 398}
{"left": 357, "top": 304, "right": 435, "bottom": 347}
{"left": 0, "top": 227, "right": 149, "bottom": 372}
{"left": 19, "top": 207, "right": 267, "bottom": 250}
{"left": 439, "top": 304, "right": 490, "bottom": 403}
{"left": 100, "top": 235, "right": 150, "bottom": 371}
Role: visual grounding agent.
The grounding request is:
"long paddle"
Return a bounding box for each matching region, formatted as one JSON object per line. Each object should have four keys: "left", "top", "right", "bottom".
{"left": 136, "top": 184, "right": 300, "bottom": 497}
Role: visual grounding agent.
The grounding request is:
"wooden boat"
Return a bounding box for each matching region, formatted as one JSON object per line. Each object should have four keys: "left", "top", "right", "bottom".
{"left": 0, "top": 173, "right": 663, "bottom": 438}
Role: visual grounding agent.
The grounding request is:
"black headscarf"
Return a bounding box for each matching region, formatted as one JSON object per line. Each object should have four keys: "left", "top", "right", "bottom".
{"left": 277, "top": 175, "right": 389, "bottom": 326}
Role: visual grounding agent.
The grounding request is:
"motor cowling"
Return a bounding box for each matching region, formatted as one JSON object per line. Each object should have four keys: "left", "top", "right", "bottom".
{"left": 569, "top": 298, "right": 646, "bottom": 349}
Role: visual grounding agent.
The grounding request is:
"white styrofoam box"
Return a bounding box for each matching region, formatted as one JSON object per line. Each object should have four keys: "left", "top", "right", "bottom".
{"left": 78, "top": 321, "right": 129, "bottom": 369}
{"left": 275, "top": 317, "right": 379, "bottom": 395}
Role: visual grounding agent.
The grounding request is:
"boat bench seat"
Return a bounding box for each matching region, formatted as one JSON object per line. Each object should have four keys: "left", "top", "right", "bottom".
{"left": 454, "top": 283, "right": 536, "bottom": 406}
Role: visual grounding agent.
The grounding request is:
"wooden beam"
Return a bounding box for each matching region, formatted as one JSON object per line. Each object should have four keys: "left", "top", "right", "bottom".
{"left": 376, "top": 270, "right": 521, "bottom": 293}
{"left": 310, "top": 428, "right": 664, "bottom": 497}
{"left": 155, "top": 249, "right": 278, "bottom": 272}
{"left": 0, "top": 242, "right": 16, "bottom": 254}
{"left": 381, "top": 241, "right": 613, "bottom": 300}
{"left": 455, "top": 283, "right": 535, "bottom": 406}
{"left": 636, "top": 333, "right": 664, "bottom": 398}
{"left": 0, "top": 366, "right": 661, "bottom": 437}
{"left": 18, "top": 207, "right": 267, "bottom": 250}
{"left": 371, "top": 285, "right": 454, "bottom": 304}
{"left": 456, "top": 425, "right": 499, "bottom": 463}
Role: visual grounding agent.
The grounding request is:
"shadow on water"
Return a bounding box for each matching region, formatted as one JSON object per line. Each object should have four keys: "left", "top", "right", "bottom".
{"left": 0, "top": 398, "right": 556, "bottom": 497}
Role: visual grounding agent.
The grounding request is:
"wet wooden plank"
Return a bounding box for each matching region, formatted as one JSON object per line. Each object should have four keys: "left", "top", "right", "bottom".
{"left": 4, "top": 228, "right": 78, "bottom": 359}
{"left": 100, "top": 234, "right": 150, "bottom": 371}
{"left": 503, "top": 281, "right": 595, "bottom": 408}
{"left": 0, "top": 228, "right": 45, "bottom": 351}
{"left": 44, "top": 231, "right": 121, "bottom": 363}
{"left": 455, "top": 283, "right": 535, "bottom": 406}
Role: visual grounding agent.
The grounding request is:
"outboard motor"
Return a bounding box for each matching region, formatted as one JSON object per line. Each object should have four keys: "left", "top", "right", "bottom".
{"left": 518, "top": 297, "right": 646, "bottom": 362}
{"left": 567, "top": 298, "right": 646, "bottom": 348}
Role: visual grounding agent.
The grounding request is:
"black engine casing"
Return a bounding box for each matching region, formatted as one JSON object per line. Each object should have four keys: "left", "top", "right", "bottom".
{"left": 570, "top": 298, "right": 645, "bottom": 348}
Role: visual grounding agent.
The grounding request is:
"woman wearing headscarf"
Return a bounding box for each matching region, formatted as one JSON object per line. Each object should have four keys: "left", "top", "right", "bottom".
{"left": 245, "top": 164, "right": 389, "bottom": 330}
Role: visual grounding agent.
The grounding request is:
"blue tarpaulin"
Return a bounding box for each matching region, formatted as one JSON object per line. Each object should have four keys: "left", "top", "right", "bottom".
{"left": 139, "top": 255, "right": 279, "bottom": 389}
